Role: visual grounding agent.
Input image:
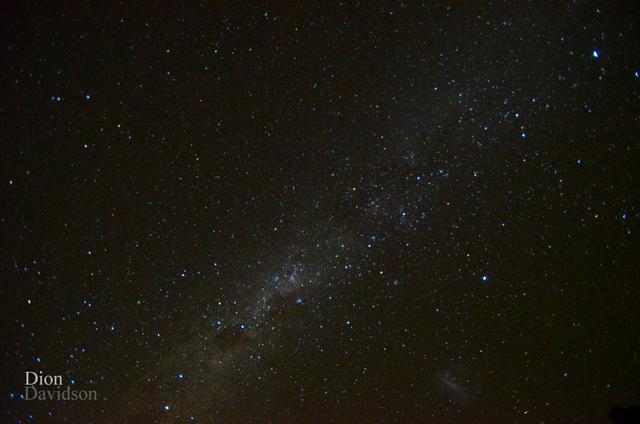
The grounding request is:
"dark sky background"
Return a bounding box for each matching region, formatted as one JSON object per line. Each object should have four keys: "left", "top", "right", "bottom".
{"left": 1, "top": 1, "right": 639, "bottom": 423}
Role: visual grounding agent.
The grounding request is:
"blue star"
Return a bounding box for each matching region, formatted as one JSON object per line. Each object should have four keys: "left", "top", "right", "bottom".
{"left": 592, "top": 50, "right": 599, "bottom": 58}
{"left": 481, "top": 275, "right": 489, "bottom": 283}
{"left": 163, "top": 405, "right": 171, "bottom": 411}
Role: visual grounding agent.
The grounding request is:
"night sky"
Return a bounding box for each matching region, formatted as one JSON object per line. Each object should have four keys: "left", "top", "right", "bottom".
{"left": 2, "top": 2, "right": 640, "bottom": 423}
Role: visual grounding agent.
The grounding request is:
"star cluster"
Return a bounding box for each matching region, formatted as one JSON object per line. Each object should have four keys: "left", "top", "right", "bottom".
{"left": 1, "top": 2, "right": 639, "bottom": 422}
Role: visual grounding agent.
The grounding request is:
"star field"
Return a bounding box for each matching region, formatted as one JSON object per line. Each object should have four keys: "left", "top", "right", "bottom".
{"left": 1, "top": 2, "right": 640, "bottom": 423}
